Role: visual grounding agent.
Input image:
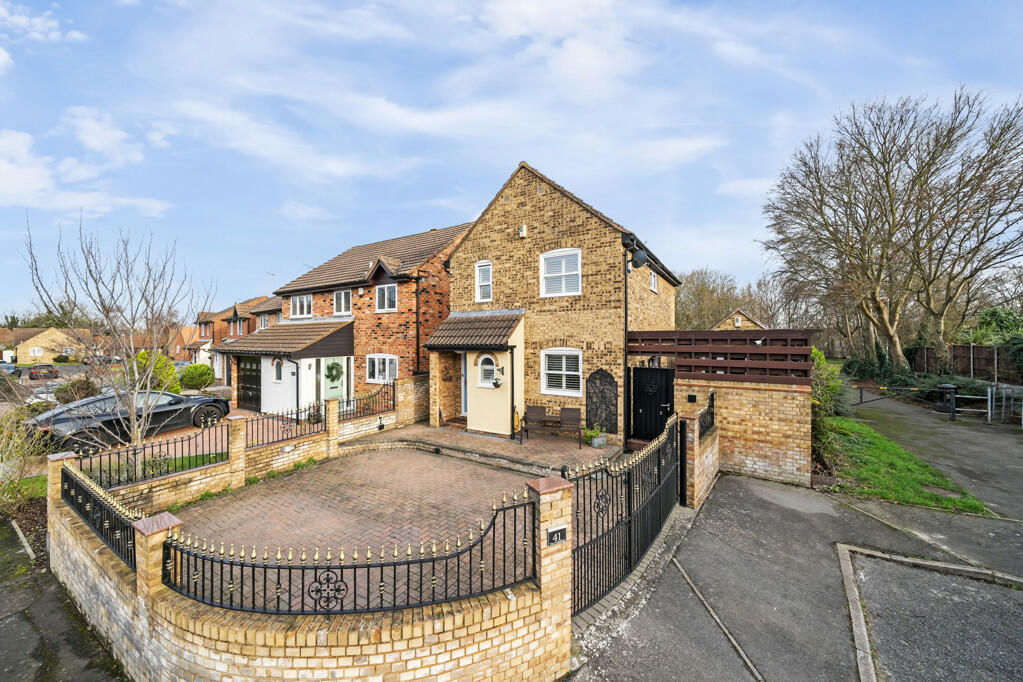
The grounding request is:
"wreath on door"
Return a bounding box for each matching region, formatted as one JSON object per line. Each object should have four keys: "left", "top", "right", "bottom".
{"left": 325, "top": 361, "right": 344, "bottom": 382}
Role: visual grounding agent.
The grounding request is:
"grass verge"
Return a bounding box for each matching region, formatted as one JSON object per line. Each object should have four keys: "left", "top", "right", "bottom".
{"left": 826, "top": 416, "right": 990, "bottom": 514}
{"left": 16, "top": 475, "right": 48, "bottom": 499}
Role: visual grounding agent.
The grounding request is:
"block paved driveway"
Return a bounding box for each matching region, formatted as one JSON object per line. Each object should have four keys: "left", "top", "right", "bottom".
{"left": 574, "top": 475, "right": 1023, "bottom": 680}
{"left": 176, "top": 447, "right": 530, "bottom": 556}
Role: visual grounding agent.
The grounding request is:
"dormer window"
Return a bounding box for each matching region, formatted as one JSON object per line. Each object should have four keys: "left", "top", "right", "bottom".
{"left": 259, "top": 314, "right": 269, "bottom": 330}
{"left": 475, "top": 261, "right": 492, "bottom": 302}
{"left": 291, "top": 294, "right": 313, "bottom": 318}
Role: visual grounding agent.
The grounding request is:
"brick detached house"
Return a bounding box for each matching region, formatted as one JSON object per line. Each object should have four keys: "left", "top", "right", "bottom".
{"left": 214, "top": 224, "right": 469, "bottom": 412}
{"left": 193, "top": 296, "right": 269, "bottom": 379}
{"left": 425, "top": 163, "right": 678, "bottom": 444}
{"left": 710, "top": 308, "right": 767, "bottom": 331}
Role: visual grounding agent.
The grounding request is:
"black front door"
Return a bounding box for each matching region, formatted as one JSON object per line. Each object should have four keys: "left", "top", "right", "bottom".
{"left": 237, "top": 356, "right": 261, "bottom": 412}
{"left": 631, "top": 367, "right": 674, "bottom": 441}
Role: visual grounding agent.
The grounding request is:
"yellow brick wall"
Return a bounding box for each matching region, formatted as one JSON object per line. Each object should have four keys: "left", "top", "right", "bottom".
{"left": 711, "top": 311, "right": 764, "bottom": 331}
{"left": 628, "top": 260, "right": 675, "bottom": 331}
{"left": 679, "top": 410, "right": 720, "bottom": 508}
{"left": 675, "top": 379, "right": 811, "bottom": 486}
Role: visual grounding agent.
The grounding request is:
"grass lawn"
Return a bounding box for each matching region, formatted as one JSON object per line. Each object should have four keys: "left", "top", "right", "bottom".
{"left": 827, "top": 416, "right": 989, "bottom": 515}
{"left": 15, "top": 475, "right": 48, "bottom": 499}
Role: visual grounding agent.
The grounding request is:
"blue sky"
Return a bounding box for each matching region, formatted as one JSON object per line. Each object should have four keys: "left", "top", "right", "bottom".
{"left": 1, "top": 1, "right": 1021, "bottom": 311}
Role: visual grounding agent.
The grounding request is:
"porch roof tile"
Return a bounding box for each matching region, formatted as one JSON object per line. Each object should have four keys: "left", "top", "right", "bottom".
{"left": 211, "top": 321, "right": 351, "bottom": 356}
{"left": 425, "top": 310, "right": 524, "bottom": 351}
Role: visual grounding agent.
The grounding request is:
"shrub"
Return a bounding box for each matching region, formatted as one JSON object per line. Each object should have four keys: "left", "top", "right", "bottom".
{"left": 53, "top": 354, "right": 71, "bottom": 363}
{"left": 180, "top": 363, "right": 215, "bottom": 390}
{"left": 132, "top": 350, "right": 181, "bottom": 393}
{"left": 0, "top": 412, "right": 51, "bottom": 516}
{"left": 54, "top": 377, "right": 99, "bottom": 404}
{"left": 811, "top": 347, "right": 843, "bottom": 472}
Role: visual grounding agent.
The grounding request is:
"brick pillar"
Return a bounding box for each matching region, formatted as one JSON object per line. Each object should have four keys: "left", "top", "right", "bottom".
{"left": 325, "top": 398, "right": 339, "bottom": 440}
{"left": 226, "top": 415, "right": 247, "bottom": 489}
{"left": 46, "top": 451, "right": 77, "bottom": 536}
{"left": 678, "top": 413, "right": 700, "bottom": 508}
{"left": 132, "top": 512, "right": 181, "bottom": 599}
{"left": 229, "top": 355, "right": 239, "bottom": 408}
{"left": 526, "top": 476, "right": 573, "bottom": 679}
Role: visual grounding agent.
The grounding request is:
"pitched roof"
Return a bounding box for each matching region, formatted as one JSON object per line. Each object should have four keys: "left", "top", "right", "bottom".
{"left": 454, "top": 162, "right": 680, "bottom": 287}
{"left": 12, "top": 327, "right": 47, "bottom": 344}
{"left": 425, "top": 310, "right": 524, "bottom": 351}
{"left": 197, "top": 296, "right": 267, "bottom": 323}
{"left": 211, "top": 321, "right": 351, "bottom": 356}
{"left": 711, "top": 308, "right": 767, "bottom": 330}
{"left": 225, "top": 296, "right": 269, "bottom": 320}
{"left": 0, "top": 328, "right": 13, "bottom": 345}
{"left": 275, "top": 223, "right": 471, "bottom": 295}
{"left": 177, "top": 326, "right": 200, "bottom": 345}
{"left": 249, "top": 296, "right": 283, "bottom": 314}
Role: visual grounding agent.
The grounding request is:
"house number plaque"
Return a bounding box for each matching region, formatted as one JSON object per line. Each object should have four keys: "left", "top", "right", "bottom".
{"left": 547, "top": 525, "right": 567, "bottom": 546}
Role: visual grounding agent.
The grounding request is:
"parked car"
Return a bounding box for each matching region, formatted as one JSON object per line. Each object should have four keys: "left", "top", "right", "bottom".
{"left": 27, "top": 382, "right": 62, "bottom": 405}
{"left": 173, "top": 361, "right": 193, "bottom": 373}
{"left": 0, "top": 363, "right": 15, "bottom": 375}
{"left": 24, "top": 391, "right": 231, "bottom": 448}
{"left": 14, "top": 364, "right": 60, "bottom": 380}
{"left": 82, "top": 355, "right": 119, "bottom": 365}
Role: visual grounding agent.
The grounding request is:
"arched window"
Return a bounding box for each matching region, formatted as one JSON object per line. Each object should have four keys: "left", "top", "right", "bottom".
{"left": 478, "top": 354, "right": 496, "bottom": 387}
{"left": 273, "top": 359, "right": 283, "bottom": 382}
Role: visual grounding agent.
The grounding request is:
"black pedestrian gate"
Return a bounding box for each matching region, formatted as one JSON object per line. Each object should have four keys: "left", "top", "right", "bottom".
{"left": 631, "top": 367, "right": 674, "bottom": 441}
{"left": 565, "top": 415, "right": 680, "bottom": 614}
{"left": 237, "top": 356, "right": 261, "bottom": 412}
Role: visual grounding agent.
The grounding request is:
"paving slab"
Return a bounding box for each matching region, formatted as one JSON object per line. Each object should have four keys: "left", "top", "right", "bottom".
{"left": 855, "top": 555, "right": 1023, "bottom": 681}
{"left": 854, "top": 392, "right": 1023, "bottom": 518}
{"left": 834, "top": 494, "right": 1023, "bottom": 576}
{"left": 676, "top": 475, "right": 957, "bottom": 681}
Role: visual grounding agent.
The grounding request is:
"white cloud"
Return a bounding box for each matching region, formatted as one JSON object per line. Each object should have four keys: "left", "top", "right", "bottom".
{"left": 635, "top": 136, "right": 728, "bottom": 171}
{"left": 277, "top": 200, "right": 330, "bottom": 221}
{"left": 0, "top": 1, "right": 86, "bottom": 42}
{"left": 61, "top": 106, "right": 144, "bottom": 167}
{"left": 717, "top": 177, "right": 774, "bottom": 198}
{"left": 0, "top": 128, "right": 169, "bottom": 217}
{"left": 0, "top": 46, "right": 11, "bottom": 74}
{"left": 145, "top": 121, "right": 178, "bottom": 148}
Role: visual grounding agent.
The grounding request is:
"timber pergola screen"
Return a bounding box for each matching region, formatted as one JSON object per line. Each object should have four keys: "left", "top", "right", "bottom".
{"left": 627, "top": 330, "right": 815, "bottom": 385}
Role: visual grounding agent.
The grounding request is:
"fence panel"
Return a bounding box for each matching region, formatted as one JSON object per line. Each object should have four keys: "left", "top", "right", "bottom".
{"left": 61, "top": 465, "right": 143, "bottom": 570}
{"left": 245, "top": 403, "right": 324, "bottom": 449}
{"left": 566, "top": 415, "right": 679, "bottom": 614}
{"left": 162, "top": 500, "right": 535, "bottom": 615}
{"left": 338, "top": 382, "right": 395, "bottom": 422}
{"left": 74, "top": 422, "right": 229, "bottom": 489}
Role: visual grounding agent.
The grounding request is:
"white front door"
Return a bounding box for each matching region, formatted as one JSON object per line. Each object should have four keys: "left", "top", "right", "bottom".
{"left": 460, "top": 353, "right": 468, "bottom": 416}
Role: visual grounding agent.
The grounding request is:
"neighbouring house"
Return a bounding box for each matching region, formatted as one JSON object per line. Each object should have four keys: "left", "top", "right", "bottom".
{"left": 170, "top": 326, "right": 200, "bottom": 362}
{"left": 0, "top": 328, "right": 13, "bottom": 348}
{"left": 710, "top": 308, "right": 766, "bottom": 331}
{"left": 213, "top": 224, "right": 469, "bottom": 412}
{"left": 194, "top": 296, "right": 268, "bottom": 381}
{"left": 249, "top": 296, "right": 284, "bottom": 331}
{"left": 426, "top": 162, "right": 678, "bottom": 444}
{"left": 12, "top": 327, "right": 92, "bottom": 363}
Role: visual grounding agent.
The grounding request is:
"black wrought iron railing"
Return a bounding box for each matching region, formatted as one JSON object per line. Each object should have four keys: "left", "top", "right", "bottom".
{"left": 61, "top": 465, "right": 143, "bottom": 570}
{"left": 74, "top": 421, "right": 229, "bottom": 489}
{"left": 245, "top": 403, "right": 324, "bottom": 449}
{"left": 338, "top": 382, "right": 395, "bottom": 422}
{"left": 698, "top": 393, "right": 715, "bottom": 438}
{"left": 564, "top": 415, "right": 679, "bottom": 614}
{"left": 162, "top": 500, "right": 535, "bottom": 615}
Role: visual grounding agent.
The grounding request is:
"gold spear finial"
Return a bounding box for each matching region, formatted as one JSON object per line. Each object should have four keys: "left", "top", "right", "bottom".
{"left": 419, "top": 542, "right": 425, "bottom": 557}
{"left": 288, "top": 548, "right": 294, "bottom": 564}
{"left": 456, "top": 534, "right": 461, "bottom": 549}
{"left": 407, "top": 542, "right": 413, "bottom": 559}
{"left": 431, "top": 540, "right": 437, "bottom": 557}
{"left": 340, "top": 547, "right": 345, "bottom": 565}
{"left": 326, "top": 548, "right": 331, "bottom": 563}
{"left": 314, "top": 547, "right": 320, "bottom": 564}
{"left": 502, "top": 491, "right": 507, "bottom": 504}
{"left": 445, "top": 538, "right": 450, "bottom": 553}
{"left": 301, "top": 548, "right": 307, "bottom": 564}
{"left": 263, "top": 546, "right": 269, "bottom": 562}
{"left": 366, "top": 546, "right": 372, "bottom": 562}
{"left": 276, "top": 547, "right": 282, "bottom": 564}
{"left": 393, "top": 544, "right": 398, "bottom": 560}
{"left": 229, "top": 543, "right": 234, "bottom": 559}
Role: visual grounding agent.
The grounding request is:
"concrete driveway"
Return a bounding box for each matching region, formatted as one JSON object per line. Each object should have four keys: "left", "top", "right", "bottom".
{"left": 574, "top": 475, "right": 1023, "bottom": 681}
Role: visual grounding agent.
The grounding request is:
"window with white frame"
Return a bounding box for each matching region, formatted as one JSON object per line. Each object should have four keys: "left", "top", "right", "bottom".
{"left": 273, "top": 359, "right": 283, "bottom": 382}
{"left": 259, "top": 313, "right": 269, "bottom": 329}
{"left": 334, "top": 289, "right": 352, "bottom": 315}
{"left": 228, "top": 320, "right": 234, "bottom": 335}
{"left": 375, "top": 284, "right": 397, "bottom": 312}
{"left": 29, "top": 347, "right": 42, "bottom": 357}
{"left": 650, "top": 271, "right": 658, "bottom": 292}
{"left": 734, "top": 316, "right": 742, "bottom": 328}
{"left": 540, "top": 248, "right": 581, "bottom": 297}
{"left": 291, "top": 294, "right": 313, "bottom": 318}
{"left": 478, "top": 354, "right": 496, "bottom": 387}
{"left": 366, "top": 354, "right": 398, "bottom": 383}
{"left": 475, "top": 261, "right": 492, "bottom": 302}
{"left": 276, "top": 313, "right": 282, "bottom": 324}
{"left": 541, "top": 348, "right": 582, "bottom": 396}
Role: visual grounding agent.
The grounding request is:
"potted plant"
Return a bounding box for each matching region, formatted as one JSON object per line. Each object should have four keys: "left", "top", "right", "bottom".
{"left": 583, "top": 424, "right": 607, "bottom": 448}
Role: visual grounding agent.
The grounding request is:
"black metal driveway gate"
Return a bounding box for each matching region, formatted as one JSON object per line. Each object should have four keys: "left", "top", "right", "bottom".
{"left": 565, "top": 415, "right": 680, "bottom": 614}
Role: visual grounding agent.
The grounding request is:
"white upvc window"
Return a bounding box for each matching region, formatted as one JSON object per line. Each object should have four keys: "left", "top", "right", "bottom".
{"left": 375, "top": 284, "right": 397, "bottom": 312}
{"left": 273, "top": 359, "right": 283, "bottom": 382}
{"left": 541, "top": 348, "right": 582, "bottom": 397}
{"left": 334, "top": 289, "right": 352, "bottom": 315}
{"left": 366, "top": 354, "right": 398, "bottom": 383}
{"left": 650, "top": 271, "right": 658, "bottom": 292}
{"left": 478, "top": 354, "right": 497, "bottom": 387}
{"left": 29, "top": 346, "right": 43, "bottom": 357}
{"left": 259, "top": 313, "right": 269, "bottom": 329}
{"left": 291, "top": 294, "right": 313, "bottom": 318}
{"left": 540, "top": 248, "right": 581, "bottom": 297}
{"left": 276, "top": 313, "right": 282, "bottom": 324}
{"left": 734, "top": 316, "right": 742, "bottom": 328}
{"left": 228, "top": 320, "right": 234, "bottom": 335}
{"left": 475, "top": 261, "right": 492, "bottom": 302}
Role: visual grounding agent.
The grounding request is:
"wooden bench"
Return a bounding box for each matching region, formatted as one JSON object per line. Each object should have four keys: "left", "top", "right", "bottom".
{"left": 521, "top": 405, "right": 582, "bottom": 448}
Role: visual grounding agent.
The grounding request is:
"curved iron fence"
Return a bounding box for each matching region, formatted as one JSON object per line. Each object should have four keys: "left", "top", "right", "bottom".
{"left": 162, "top": 499, "right": 535, "bottom": 614}
{"left": 698, "top": 393, "right": 715, "bottom": 438}
{"left": 338, "top": 382, "right": 395, "bottom": 422}
{"left": 565, "top": 414, "right": 679, "bottom": 614}
{"left": 74, "top": 421, "right": 228, "bottom": 489}
{"left": 61, "top": 464, "right": 144, "bottom": 570}
{"left": 245, "top": 403, "right": 324, "bottom": 449}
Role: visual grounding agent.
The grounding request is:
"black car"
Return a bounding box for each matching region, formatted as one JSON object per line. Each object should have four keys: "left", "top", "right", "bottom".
{"left": 24, "top": 390, "right": 230, "bottom": 448}
{"left": 14, "top": 364, "right": 60, "bottom": 380}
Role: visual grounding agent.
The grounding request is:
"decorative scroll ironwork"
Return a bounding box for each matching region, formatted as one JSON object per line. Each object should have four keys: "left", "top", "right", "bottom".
{"left": 245, "top": 402, "right": 323, "bottom": 449}
{"left": 585, "top": 369, "right": 618, "bottom": 434}
{"left": 699, "top": 393, "right": 715, "bottom": 438}
{"left": 338, "top": 381, "right": 395, "bottom": 422}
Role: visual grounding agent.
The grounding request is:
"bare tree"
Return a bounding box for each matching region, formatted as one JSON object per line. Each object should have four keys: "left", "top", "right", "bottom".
{"left": 674, "top": 268, "right": 742, "bottom": 329}
{"left": 25, "top": 222, "right": 211, "bottom": 447}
